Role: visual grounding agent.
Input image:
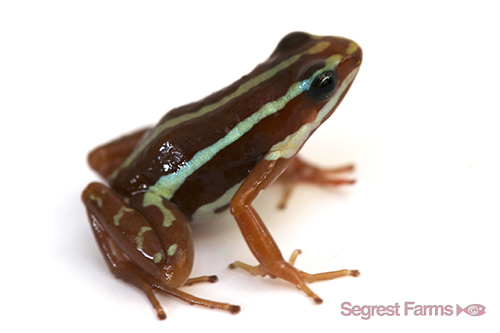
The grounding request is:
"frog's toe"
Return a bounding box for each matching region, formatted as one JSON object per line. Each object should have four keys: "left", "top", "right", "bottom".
{"left": 229, "top": 250, "right": 359, "bottom": 303}
{"left": 184, "top": 275, "right": 218, "bottom": 286}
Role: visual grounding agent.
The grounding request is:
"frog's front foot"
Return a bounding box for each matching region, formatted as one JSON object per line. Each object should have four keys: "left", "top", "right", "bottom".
{"left": 229, "top": 250, "right": 360, "bottom": 304}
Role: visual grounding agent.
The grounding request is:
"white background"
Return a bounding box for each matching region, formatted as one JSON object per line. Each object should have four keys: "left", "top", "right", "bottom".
{"left": 1, "top": 1, "right": 499, "bottom": 332}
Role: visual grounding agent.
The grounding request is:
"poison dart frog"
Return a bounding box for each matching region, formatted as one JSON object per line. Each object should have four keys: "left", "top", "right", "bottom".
{"left": 83, "top": 31, "right": 363, "bottom": 319}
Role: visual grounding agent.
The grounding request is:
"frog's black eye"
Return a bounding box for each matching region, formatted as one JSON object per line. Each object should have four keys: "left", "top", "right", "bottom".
{"left": 308, "top": 71, "right": 338, "bottom": 101}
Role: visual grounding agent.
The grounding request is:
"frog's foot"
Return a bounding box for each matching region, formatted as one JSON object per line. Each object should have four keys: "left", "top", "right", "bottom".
{"left": 278, "top": 157, "right": 355, "bottom": 209}
{"left": 111, "top": 260, "right": 239, "bottom": 319}
{"left": 184, "top": 275, "right": 218, "bottom": 286}
{"left": 152, "top": 277, "right": 241, "bottom": 317}
{"left": 229, "top": 250, "right": 360, "bottom": 304}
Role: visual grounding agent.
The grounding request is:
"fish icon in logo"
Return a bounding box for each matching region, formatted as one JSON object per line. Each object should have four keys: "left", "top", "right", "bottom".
{"left": 457, "top": 304, "right": 486, "bottom": 316}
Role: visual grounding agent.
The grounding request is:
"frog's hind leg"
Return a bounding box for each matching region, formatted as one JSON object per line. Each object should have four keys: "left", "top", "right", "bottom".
{"left": 88, "top": 127, "right": 149, "bottom": 178}
{"left": 82, "top": 182, "right": 240, "bottom": 319}
{"left": 277, "top": 156, "right": 355, "bottom": 209}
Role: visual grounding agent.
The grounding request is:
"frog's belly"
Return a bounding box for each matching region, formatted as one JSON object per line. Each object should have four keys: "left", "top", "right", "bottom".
{"left": 186, "top": 181, "right": 243, "bottom": 225}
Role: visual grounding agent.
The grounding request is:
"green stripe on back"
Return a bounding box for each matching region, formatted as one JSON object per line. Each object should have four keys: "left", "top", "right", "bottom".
{"left": 148, "top": 79, "right": 311, "bottom": 200}
{"left": 109, "top": 41, "right": 330, "bottom": 181}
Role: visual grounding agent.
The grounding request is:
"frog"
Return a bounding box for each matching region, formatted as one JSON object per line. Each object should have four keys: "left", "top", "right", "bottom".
{"left": 82, "top": 31, "right": 363, "bottom": 319}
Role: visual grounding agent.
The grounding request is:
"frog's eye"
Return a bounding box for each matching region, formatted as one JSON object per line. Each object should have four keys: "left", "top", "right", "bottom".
{"left": 308, "top": 71, "right": 338, "bottom": 101}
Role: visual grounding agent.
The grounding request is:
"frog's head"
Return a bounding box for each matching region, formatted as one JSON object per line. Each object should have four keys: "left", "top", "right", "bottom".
{"left": 261, "top": 32, "right": 362, "bottom": 160}
{"left": 270, "top": 31, "right": 362, "bottom": 121}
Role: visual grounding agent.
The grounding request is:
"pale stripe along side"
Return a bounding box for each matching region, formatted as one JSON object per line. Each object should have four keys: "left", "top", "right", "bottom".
{"left": 109, "top": 35, "right": 360, "bottom": 219}
{"left": 108, "top": 40, "right": 330, "bottom": 182}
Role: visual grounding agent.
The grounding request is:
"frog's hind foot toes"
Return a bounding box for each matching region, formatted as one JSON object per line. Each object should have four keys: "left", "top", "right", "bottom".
{"left": 152, "top": 281, "right": 241, "bottom": 317}
{"left": 184, "top": 275, "right": 218, "bottom": 286}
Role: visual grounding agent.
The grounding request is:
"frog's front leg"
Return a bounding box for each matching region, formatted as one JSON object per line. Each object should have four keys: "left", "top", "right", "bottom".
{"left": 82, "top": 182, "right": 239, "bottom": 319}
{"left": 229, "top": 158, "right": 359, "bottom": 304}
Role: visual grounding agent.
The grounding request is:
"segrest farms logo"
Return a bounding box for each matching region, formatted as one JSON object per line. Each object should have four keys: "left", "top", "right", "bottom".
{"left": 341, "top": 302, "right": 486, "bottom": 320}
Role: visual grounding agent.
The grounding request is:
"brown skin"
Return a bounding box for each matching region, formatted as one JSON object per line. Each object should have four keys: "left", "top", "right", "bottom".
{"left": 83, "top": 182, "right": 240, "bottom": 320}
{"left": 82, "top": 32, "right": 362, "bottom": 319}
{"left": 229, "top": 157, "right": 359, "bottom": 304}
{"left": 88, "top": 128, "right": 149, "bottom": 179}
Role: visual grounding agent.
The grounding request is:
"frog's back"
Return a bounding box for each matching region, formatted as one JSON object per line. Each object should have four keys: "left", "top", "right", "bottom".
{"left": 109, "top": 76, "right": 294, "bottom": 221}
{"left": 108, "top": 32, "right": 361, "bottom": 222}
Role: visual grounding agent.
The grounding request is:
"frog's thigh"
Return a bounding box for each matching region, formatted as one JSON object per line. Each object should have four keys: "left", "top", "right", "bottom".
{"left": 82, "top": 183, "right": 240, "bottom": 319}
{"left": 82, "top": 182, "right": 194, "bottom": 287}
{"left": 88, "top": 127, "right": 149, "bottom": 178}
